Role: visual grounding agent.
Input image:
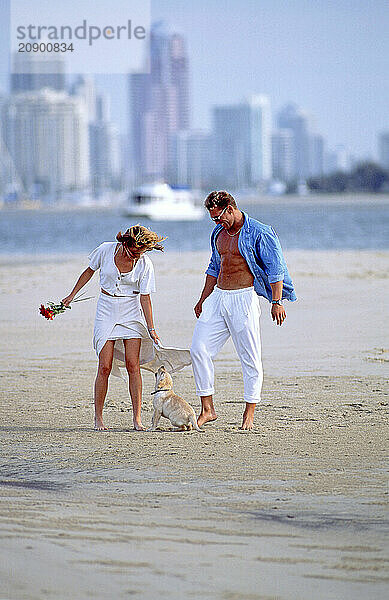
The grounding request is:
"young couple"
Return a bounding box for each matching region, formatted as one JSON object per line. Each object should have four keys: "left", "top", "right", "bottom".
{"left": 63, "top": 191, "right": 296, "bottom": 432}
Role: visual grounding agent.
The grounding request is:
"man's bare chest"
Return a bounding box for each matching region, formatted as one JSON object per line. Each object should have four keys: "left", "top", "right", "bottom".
{"left": 216, "top": 231, "right": 241, "bottom": 259}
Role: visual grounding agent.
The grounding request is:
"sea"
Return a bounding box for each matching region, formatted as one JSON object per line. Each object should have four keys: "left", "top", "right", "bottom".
{"left": 0, "top": 196, "right": 388, "bottom": 256}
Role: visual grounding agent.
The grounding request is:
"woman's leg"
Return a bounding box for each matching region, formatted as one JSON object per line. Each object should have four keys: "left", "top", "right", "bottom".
{"left": 124, "top": 338, "right": 145, "bottom": 431}
{"left": 94, "top": 340, "right": 115, "bottom": 430}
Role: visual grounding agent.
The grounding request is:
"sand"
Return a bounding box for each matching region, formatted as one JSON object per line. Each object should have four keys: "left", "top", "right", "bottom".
{"left": 0, "top": 250, "right": 388, "bottom": 599}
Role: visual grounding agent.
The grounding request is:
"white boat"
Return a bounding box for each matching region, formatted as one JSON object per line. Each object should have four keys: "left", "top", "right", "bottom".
{"left": 124, "top": 182, "right": 204, "bottom": 221}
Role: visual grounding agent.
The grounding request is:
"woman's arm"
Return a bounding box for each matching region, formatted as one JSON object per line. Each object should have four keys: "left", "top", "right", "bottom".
{"left": 140, "top": 294, "right": 160, "bottom": 344}
{"left": 62, "top": 267, "right": 95, "bottom": 306}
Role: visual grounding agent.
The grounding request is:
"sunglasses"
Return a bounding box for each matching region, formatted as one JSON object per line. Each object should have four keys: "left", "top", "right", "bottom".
{"left": 210, "top": 205, "right": 230, "bottom": 222}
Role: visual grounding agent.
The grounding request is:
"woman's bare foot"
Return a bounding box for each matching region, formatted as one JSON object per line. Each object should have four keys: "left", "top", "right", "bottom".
{"left": 94, "top": 415, "right": 108, "bottom": 431}
{"left": 240, "top": 403, "right": 256, "bottom": 430}
{"left": 133, "top": 421, "right": 146, "bottom": 431}
{"left": 197, "top": 409, "right": 217, "bottom": 427}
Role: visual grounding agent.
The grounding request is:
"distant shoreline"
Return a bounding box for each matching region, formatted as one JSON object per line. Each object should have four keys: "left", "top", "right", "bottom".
{"left": 0, "top": 192, "right": 388, "bottom": 213}
{"left": 239, "top": 192, "right": 389, "bottom": 206}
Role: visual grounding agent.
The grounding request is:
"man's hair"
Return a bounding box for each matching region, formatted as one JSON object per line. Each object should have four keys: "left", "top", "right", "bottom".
{"left": 204, "top": 190, "right": 237, "bottom": 210}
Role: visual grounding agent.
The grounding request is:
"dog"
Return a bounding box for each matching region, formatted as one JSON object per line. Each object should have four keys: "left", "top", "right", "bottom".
{"left": 149, "top": 366, "right": 203, "bottom": 432}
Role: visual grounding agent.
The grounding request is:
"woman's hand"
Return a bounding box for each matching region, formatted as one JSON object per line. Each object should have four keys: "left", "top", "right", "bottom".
{"left": 148, "top": 328, "right": 160, "bottom": 345}
{"left": 61, "top": 294, "right": 75, "bottom": 307}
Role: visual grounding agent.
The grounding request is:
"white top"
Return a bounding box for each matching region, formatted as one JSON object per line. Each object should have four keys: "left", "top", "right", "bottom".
{"left": 88, "top": 242, "right": 156, "bottom": 297}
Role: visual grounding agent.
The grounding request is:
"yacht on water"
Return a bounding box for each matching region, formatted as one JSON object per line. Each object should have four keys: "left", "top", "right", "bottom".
{"left": 123, "top": 182, "right": 204, "bottom": 221}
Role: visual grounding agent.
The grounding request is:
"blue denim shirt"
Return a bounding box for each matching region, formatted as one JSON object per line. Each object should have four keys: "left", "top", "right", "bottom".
{"left": 206, "top": 212, "right": 297, "bottom": 303}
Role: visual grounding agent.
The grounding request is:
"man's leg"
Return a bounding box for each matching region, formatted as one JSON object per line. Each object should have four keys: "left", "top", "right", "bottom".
{"left": 229, "top": 293, "right": 263, "bottom": 430}
{"left": 198, "top": 394, "right": 217, "bottom": 427}
{"left": 190, "top": 316, "right": 230, "bottom": 426}
{"left": 241, "top": 402, "right": 256, "bottom": 430}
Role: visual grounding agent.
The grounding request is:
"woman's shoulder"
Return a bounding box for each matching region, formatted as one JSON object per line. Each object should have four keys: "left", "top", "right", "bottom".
{"left": 142, "top": 253, "right": 154, "bottom": 266}
{"left": 136, "top": 253, "right": 154, "bottom": 274}
{"left": 92, "top": 241, "right": 116, "bottom": 253}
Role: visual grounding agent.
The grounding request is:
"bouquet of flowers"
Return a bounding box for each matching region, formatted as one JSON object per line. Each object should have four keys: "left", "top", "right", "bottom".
{"left": 39, "top": 292, "right": 93, "bottom": 321}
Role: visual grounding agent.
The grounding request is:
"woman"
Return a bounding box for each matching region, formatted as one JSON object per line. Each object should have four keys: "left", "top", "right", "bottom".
{"left": 62, "top": 224, "right": 166, "bottom": 431}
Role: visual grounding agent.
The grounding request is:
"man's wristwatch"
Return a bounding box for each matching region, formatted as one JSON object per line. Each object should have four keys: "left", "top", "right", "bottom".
{"left": 271, "top": 299, "right": 283, "bottom": 306}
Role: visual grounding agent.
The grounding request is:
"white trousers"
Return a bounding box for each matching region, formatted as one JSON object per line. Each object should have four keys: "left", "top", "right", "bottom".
{"left": 190, "top": 286, "right": 263, "bottom": 404}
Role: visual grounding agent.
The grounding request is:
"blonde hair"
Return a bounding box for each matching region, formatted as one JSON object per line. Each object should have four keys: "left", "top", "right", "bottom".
{"left": 116, "top": 224, "right": 167, "bottom": 252}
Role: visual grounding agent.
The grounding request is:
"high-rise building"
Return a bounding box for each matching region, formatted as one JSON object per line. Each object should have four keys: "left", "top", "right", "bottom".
{"left": 378, "top": 131, "right": 389, "bottom": 170}
{"left": 277, "top": 103, "right": 312, "bottom": 180}
{"left": 249, "top": 95, "right": 272, "bottom": 183}
{"left": 11, "top": 52, "right": 66, "bottom": 93}
{"left": 0, "top": 94, "right": 25, "bottom": 200}
{"left": 310, "top": 133, "right": 325, "bottom": 177}
{"left": 213, "top": 104, "right": 247, "bottom": 188}
{"left": 213, "top": 95, "right": 272, "bottom": 188}
{"left": 324, "top": 145, "right": 350, "bottom": 174}
{"left": 129, "top": 22, "right": 190, "bottom": 183}
{"left": 70, "top": 75, "right": 97, "bottom": 123}
{"left": 89, "top": 94, "right": 122, "bottom": 194}
{"left": 168, "top": 129, "right": 213, "bottom": 188}
{"left": 1, "top": 89, "right": 89, "bottom": 199}
{"left": 272, "top": 129, "right": 295, "bottom": 182}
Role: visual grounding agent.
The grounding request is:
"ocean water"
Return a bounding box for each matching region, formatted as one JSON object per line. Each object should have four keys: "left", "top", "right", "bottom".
{"left": 0, "top": 197, "right": 388, "bottom": 255}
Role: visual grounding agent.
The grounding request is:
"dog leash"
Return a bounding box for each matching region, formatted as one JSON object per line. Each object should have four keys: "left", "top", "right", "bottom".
{"left": 150, "top": 389, "right": 171, "bottom": 395}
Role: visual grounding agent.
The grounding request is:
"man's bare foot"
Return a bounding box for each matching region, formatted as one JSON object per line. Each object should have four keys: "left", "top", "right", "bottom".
{"left": 133, "top": 421, "right": 146, "bottom": 431}
{"left": 240, "top": 403, "right": 256, "bottom": 430}
{"left": 197, "top": 409, "right": 217, "bottom": 427}
{"left": 94, "top": 416, "right": 108, "bottom": 431}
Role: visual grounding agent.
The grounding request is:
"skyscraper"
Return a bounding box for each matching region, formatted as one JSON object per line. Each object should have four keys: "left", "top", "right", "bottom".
{"left": 272, "top": 129, "right": 295, "bottom": 182}
{"left": 324, "top": 145, "right": 350, "bottom": 174}
{"left": 277, "top": 103, "right": 312, "bottom": 180}
{"left": 168, "top": 129, "right": 213, "bottom": 188}
{"left": 378, "top": 131, "right": 389, "bottom": 170}
{"left": 1, "top": 89, "right": 89, "bottom": 199}
{"left": 310, "top": 133, "right": 325, "bottom": 177}
{"left": 129, "top": 22, "right": 190, "bottom": 183}
{"left": 11, "top": 52, "right": 66, "bottom": 94}
{"left": 70, "top": 75, "right": 97, "bottom": 123}
{"left": 213, "top": 95, "right": 272, "bottom": 188}
{"left": 89, "top": 94, "right": 122, "bottom": 194}
{"left": 249, "top": 95, "right": 272, "bottom": 183}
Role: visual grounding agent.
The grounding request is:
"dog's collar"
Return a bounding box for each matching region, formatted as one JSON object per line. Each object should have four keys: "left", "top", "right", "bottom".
{"left": 150, "top": 388, "right": 171, "bottom": 395}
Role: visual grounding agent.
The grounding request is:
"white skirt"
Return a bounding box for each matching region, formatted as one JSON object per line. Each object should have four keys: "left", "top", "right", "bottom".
{"left": 93, "top": 293, "right": 191, "bottom": 377}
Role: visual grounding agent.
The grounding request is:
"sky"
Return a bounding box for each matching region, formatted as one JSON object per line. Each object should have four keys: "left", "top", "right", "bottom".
{"left": 1, "top": 0, "right": 389, "bottom": 159}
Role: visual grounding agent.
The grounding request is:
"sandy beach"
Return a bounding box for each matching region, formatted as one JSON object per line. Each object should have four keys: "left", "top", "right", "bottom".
{"left": 0, "top": 249, "right": 388, "bottom": 599}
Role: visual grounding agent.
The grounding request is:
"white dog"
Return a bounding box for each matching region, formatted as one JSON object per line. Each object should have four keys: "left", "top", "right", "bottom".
{"left": 149, "top": 366, "right": 203, "bottom": 432}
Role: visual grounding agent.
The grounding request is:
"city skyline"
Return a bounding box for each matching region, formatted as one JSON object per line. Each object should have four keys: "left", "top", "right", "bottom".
{"left": 2, "top": 16, "right": 389, "bottom": 200}
{"left": 1, "top": 0, "right": 388, "bottom": 160}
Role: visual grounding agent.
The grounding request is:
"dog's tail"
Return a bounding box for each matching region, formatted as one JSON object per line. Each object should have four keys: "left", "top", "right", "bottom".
{"left": 190, "top": 413, "right": 204, "bottom": 433}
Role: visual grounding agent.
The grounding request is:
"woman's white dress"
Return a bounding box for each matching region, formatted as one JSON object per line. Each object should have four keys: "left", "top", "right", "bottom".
{"left": 88, "top": 242, "right": 191, "bottom": 377}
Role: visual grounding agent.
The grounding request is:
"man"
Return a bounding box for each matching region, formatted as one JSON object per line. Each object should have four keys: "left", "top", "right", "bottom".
{"left": 190, "top": 190, "right": 297, "bottom": 430}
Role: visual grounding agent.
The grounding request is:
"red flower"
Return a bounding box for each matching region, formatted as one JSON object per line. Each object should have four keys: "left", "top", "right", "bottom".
{"left": 39, "top": 304, "right": 56, "bottom": 320}
{"left": 39, "top": 295, "right": 92, "bottom": 321}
